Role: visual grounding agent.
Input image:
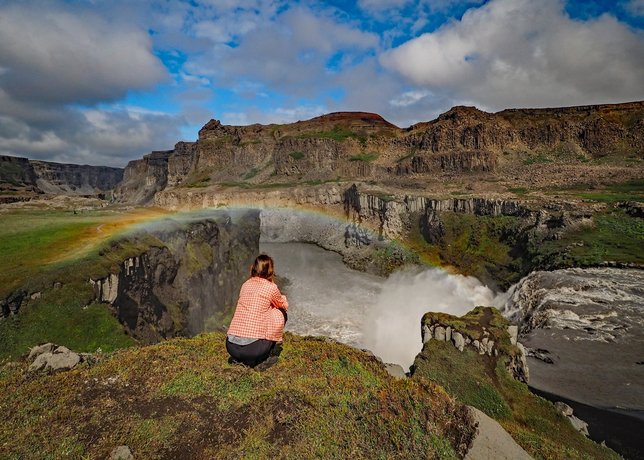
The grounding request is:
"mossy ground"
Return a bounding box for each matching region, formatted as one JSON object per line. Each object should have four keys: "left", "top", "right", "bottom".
{"left": 0, "top": 332, "right": 474, "bottom": 460}
{"left": 412, "top": 309, "right": 619, "bottom": 460}
{"left": 404, "top": 200, "right": 643, "bottom": 290}
{"left": 0, "top": 208, "right": 170, "bottom": 361}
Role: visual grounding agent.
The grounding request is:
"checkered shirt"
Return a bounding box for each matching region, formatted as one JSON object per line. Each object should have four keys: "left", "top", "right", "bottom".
{"left": 227, "top": 277, "right": 288, "bottom": 342}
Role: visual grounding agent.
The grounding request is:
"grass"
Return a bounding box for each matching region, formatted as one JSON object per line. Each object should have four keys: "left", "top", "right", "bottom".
{"left": 0, "top": 332, "right": 475, "bottom": 459}
{"left": 406, "top": 205, "right": 643, "bottom": 289}
{"left": 289, "top": 151, "right": 305, "bottom": 160}
{"left": 412, "top": 308, "right": 620, "bottom": 460}
{"left": 395, "top": 151, "right": 416, "bottom": 163}
{"left": 0, "top": 208, "right": 168, "bottom": 299}
{"left": 0, "top": 208, "right": 173, "bottom": 360}
{"left": 576, "top": 179, "right": 644, "bottom": 203}
{"left": 244, "top": 167, "right": 260, "bottom": 180}
{"left": 349, "top": 152, "right": 379, "bottom": 162}
{"left": 532, "top": 210, "right": 644, "bottom": 269}
{"left": 430, "top": 212, "right": 527, "bottom": 289}
{"left": 546, "top": 179, "right": 644, "bottom": 203}
{"left": 296, "top": 126, "right": 367, "bottom": 144}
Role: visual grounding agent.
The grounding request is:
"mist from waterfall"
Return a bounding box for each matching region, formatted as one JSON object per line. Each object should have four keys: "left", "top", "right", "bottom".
{"left": 262, "top": 242, "right": 503, "bottom": 370}
{"left": 363, "top": 268, "right": 502, "bottom": 369}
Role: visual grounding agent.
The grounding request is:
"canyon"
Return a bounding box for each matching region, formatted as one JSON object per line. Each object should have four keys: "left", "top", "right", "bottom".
{"left": 1, "top": 101, "right": 642, "bottom": 459}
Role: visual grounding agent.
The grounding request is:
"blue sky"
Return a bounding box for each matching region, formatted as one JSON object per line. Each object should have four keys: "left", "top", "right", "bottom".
{"left": 0, "top": 0, "right": 642, "bottom": 166}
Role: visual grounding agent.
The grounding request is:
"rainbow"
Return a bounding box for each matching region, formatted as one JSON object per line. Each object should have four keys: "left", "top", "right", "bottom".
{"left": 51, "top": 203, "right": 390, "bottom": 265}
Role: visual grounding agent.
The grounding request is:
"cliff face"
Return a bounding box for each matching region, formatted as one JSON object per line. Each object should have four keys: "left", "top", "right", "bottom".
{"left": 90, "top": 210, "right": 260, "bottom": 343}
{"left": 114, "top": 102, "right": 644, "bottom": 205}
{"left": 0, "top": 155, "right": 123, "bottom": 200}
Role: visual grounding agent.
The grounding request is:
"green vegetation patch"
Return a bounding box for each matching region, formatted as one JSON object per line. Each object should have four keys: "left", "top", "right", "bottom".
{"left": 506, "top": 186, "right": 529, "bottom": 195}
{"left": 0, "top": 209, "right": 169, "bottom": 360}
{"left": 349, "top": 152, "right": 379, "bottom": 162}
{"left": 296, "top": 126, "right": 367, "bottom": 144}
{"left": 289, "top": 151, "right": 305, "bottom": 160}
{"left": 532, "top": 210, "right": 644, "bottom": 269}
{"left": 0, "top": 333, "right": 475, "bottom": 459}
{"left": 522, "top": 153, "right": 553, "bottom": 165}
{"left": 431, "top": 212, "right": 527, "bottom": 289}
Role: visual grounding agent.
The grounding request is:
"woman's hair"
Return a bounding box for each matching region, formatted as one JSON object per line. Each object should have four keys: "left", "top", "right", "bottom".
{"left": 250, "top": 254, "right": 274, "bottom": 282}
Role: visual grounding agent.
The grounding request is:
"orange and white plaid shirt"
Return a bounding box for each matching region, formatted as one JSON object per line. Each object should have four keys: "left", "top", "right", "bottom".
{"left": 227, "top": 277, "right": 288, "bottom": 342}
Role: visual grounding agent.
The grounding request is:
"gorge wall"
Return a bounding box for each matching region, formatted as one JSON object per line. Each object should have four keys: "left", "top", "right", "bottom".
{"left": 0, "top": 154, "right": 123, "bottom": 201}
{"left": 114, "top": 101, "right": 644, "bottom": 204}
{"left": 89, "top": 210, "right": 260, "bottom": 343}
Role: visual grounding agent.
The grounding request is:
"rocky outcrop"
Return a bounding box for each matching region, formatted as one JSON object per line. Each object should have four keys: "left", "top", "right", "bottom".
{"left": 89, "top": 210, "right": 260, "bottom": 343}
{"left": 113, "top": 150, "right": 171, "bottom": 205}
{"left": 0, "top": 155, "right": 122, "bottom": 198}
{"left": 421, "top": 308, "right": 529, "bottom": 383}
{"left": 554, "top": 402, "right": 589, "bottom": 437}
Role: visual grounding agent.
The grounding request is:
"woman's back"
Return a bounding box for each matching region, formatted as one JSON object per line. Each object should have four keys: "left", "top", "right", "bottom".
{"left": 228, "top": 277, "right": 287, "bottom": 341}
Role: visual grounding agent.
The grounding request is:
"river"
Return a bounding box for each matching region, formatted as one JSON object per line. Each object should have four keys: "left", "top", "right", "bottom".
{"left": 260, "top": 242, "right": 501, "bottom": 369}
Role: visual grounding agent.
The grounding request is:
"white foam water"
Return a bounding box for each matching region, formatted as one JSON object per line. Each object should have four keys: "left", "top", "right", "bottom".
{"left": 261, "top": 242, "right": 501, "bottom": 370}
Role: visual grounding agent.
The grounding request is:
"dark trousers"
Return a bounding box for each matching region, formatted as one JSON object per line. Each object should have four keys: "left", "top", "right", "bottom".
{"left": 226, "top": 338, "right": 276, "bottom": 367}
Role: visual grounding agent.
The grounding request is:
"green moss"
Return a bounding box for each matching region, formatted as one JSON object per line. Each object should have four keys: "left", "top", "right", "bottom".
{"left": 433, "top": 212, "right": 526, "bottom": 288}
{"left": 396, "top": 151, "right": 416, "bottom": 163}
{"left": 0, "top": 333, "right": 474, "bottom": 459}
{"left": 0, "top": 286, "right": 135, "bottom": 361}
{"left": 289, "top": 151, "right": 305, "bottom": 160}
{"left": 244, "top": 167, "right": 260, "bottom": 180}
{"left": 372, "top": 241, "right": 420, "bottom": 275}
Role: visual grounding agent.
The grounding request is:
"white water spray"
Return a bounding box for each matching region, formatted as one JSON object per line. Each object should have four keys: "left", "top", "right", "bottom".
{"left": 362, "top": 268, "right": 500, "bottom": 370}
{"left": 263, "top": 242, "right": 503, "bottom": 370}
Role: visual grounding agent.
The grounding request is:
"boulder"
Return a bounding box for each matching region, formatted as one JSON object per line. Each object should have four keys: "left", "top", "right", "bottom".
{"left": 445, "top": 326, "right": 452, "bottom": 342}
{"left": 110, "top": 445, "right": 134, "bottom": 460}
{"left": 554, "top": 401, "right": 573, "bottom": 417}
{"left": 27, "top": 343, "right": 55, "bottom": 361}
{"left": 453, "top": 332, "right": 465, "bottom": 351}
{"left": 434, "top": 326, "right": 446, "bottom": 341}
{"left": 570, "top": 415, "right": 590, "bottom": 437}
{"left": 384, "top": 363, "right": 406, "bottom": 379}
{"left": 554, "top": 402, "right": 589, "bottom": 436}
{"left": 28, "top": 345, "right": 82, "bottom": 373}
{"left": 486, "top": 340, "right": 494, "bottom": 356}
{"left": 464, "top": 406, "right": 533, "bottom": 460}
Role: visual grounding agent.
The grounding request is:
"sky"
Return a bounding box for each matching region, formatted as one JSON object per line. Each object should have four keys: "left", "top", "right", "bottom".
{"left": 0, "top": 0, "right": 643, "bottom": 167}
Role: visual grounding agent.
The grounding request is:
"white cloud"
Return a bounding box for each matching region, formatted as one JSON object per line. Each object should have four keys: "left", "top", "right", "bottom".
{"left": 381, "top": 0, "right": 644, "bottom": 109}
{"left": 189, "top": 6, "right": 378, "bottom": 95}
{"left": 0, "top": 4, "right": 168, "bottom": 105}
{"left": 222, "top": 104, "right": 327, "bottom": 125}
{"left": 390, "top": 89, "right": 434, "bottom": 107}
{"left": 626, "top": 0, "right": 644, "bottom": 16}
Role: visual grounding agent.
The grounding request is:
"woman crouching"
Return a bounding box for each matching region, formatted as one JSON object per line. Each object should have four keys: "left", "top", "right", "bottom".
{"left": 226, "top": 254, "right": 288, "bottom": 367}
